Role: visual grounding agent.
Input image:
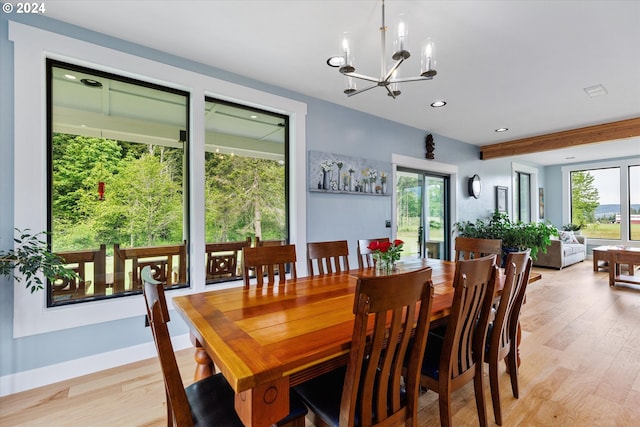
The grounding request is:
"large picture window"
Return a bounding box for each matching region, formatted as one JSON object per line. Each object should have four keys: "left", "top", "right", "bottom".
{"left": 570, "top": 167, "right": 620, "bottom": 240}
{"left": 48, "top": 60, "right": 189, "bottom": 306}
{"left": 203, "top": 99, "right": 288, "bottom": 285}
{"left": 566, "top": 160, "right": 639, "bottom": 243}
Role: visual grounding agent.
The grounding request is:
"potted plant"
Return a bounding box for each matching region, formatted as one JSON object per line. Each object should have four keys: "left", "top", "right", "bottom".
{"left": 562, "top": 223, "right": 583, "bottom": 235}
{"left": 455, "top": 212, "right": 558, "bottom": 263}
{"left": 0, "top": 229, "right": 76, "bottom": 293}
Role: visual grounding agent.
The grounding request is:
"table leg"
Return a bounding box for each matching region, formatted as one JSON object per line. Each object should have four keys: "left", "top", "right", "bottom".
{"left": 190, "top": 333, "right": 215, "bottom": 381}
{"left": 235, "top": 377, "right": 290, "bottom": 427}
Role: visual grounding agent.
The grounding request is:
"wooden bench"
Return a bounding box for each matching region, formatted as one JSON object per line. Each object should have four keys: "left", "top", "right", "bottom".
{"left": 114, "top": 242, "right": 187, "bottom": 293}
{"left": 54, "top": 244, "right": 107, "bottom": 298}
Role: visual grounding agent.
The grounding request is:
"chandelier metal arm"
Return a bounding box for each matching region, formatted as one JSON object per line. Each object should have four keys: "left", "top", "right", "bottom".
{"left": 390, "top": 76, "right": 435, "bottom": 83}
{"left": 345, "top": 83, "right": 379, "bottom": 97}
{"left": 340, "top": 72, "right": 381, "bottom": 84}
{"left": 382, "top": 58, "right": 405, "bottom": 82}
{"left": 383, "top": 84, "right": 398, "bottom": 99}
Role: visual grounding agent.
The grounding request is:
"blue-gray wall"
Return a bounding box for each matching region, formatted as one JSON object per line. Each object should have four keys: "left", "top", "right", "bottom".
{"left": 0, "top": 12, "right": 529, "bottom": 378}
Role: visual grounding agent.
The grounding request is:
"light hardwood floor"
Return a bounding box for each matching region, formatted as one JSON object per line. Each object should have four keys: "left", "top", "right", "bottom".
{"left": 2, "top": 261, "right": 640, "bottom": 426}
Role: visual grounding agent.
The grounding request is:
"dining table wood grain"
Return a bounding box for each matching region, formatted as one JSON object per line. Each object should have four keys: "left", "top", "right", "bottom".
{"left": 172, "top": 258, "right": 540, "bottom": 427}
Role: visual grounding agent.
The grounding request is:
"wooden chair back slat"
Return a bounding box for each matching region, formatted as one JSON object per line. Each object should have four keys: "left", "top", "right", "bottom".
{"left": 254, "top": 236, "right": 287, "bottom": 247}
{"left": 242, "top": 244, "right": 297, "bottom": 288}
{"left": 357, "top": 238, "right": 390, "bottom": 269}
{"left": 454, "top": 237, "right": 502, "bottom": 261}
{"left": 306, "top": 240, "right": 350, "bottom": 276}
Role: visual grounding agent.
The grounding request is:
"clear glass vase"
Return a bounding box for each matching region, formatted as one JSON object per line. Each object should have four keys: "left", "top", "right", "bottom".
{"left": 375, "top": 254, "right": 392, "bottom": 274}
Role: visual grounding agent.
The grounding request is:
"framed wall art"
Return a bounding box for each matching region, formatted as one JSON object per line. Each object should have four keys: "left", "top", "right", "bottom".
{"left": 308, "top": 150, "right": 391, "bottom": 196}
{"left": 496, "top": 186, "right": 508, "bottom": 213}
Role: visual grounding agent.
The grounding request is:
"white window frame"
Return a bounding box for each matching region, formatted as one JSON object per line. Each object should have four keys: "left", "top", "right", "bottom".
{"left": 9, "top": 21, "right": 307, "bottom": 337}
{"left": 562, "top": 158, "right": 639, "bottom": 246}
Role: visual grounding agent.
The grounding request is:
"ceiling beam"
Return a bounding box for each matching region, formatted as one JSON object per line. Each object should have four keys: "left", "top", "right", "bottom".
{"left": 479, "top": 117, "right": 640, "bottom": 160}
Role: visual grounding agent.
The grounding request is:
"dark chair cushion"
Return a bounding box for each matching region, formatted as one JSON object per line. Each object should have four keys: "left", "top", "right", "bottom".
{"left": 485, "top": 322, "right": 494, "bottom": 354}
{"left": 186, "top": 373, "right": 307, "bottom": 427}
{"left": 294, "top": 362, "right": 406, "bottom": 427}
{"left": 186, "top": 373, "right": 245, "bottom": 427}
{"left": 294, "top": 366, "right": 347, "bottom": 427}
{"left": 421, "top": 326, "right": 446, "bottom": 380}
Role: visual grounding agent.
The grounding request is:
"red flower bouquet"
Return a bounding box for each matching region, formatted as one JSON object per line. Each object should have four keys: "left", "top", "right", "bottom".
{"left": 368, "top": 239, "right": 404, "bottom": 272}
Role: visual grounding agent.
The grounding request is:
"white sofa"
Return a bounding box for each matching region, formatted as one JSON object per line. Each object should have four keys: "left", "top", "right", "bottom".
{"left": 533, "top": 234, "right": 587, "bottom": 269}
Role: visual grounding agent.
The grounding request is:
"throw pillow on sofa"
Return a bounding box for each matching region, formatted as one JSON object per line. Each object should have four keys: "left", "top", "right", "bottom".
{"left": 559, "top": 230, "right": 580, "bottom": 244}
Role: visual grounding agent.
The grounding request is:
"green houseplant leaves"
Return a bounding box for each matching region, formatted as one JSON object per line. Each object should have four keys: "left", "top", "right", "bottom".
{"left": 0, "top": 229, "right": 77, "bottom": 293}
{"left": 455, "top": 212, "right": 558, "bottom": 260}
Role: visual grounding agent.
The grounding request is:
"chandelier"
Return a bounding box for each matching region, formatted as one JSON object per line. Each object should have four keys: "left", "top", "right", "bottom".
{"left": 327, "top": 0, "right": 437, "bottom": 99}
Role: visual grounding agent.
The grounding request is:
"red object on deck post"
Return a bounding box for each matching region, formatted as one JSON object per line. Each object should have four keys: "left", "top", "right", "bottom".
{"left": 98, "top": 181, "right": 105, "bottom": 201}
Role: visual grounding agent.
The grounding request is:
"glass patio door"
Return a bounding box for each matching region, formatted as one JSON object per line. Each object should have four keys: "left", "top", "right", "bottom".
{"left": 396, "top": 168, "right": 450, "bottom": 260}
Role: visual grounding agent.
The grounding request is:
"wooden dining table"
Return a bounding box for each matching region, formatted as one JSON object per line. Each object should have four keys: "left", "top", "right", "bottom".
{"left": 172, "top": 258, "right": 540, "bottom": 427}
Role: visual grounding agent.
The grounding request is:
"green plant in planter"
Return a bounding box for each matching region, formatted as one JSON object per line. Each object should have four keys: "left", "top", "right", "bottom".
{"left": 455, "top": 212, "right": 558, "bottom": 260}
{"left": 562, "top": 223, "right": 583, "bottom": 232}
{"left": 0, "top": 229, "right": 76, "bottom": 293}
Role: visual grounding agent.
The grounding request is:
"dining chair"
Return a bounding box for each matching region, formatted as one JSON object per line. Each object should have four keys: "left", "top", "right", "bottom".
{"left": 293, "top": 268, "right": 434, "bottom": 427}
{"left": 205, "top": 237, "right": 251, "bottom": 284}
{"left": 255, "top": 236, "right": 287, "bottom": 247}
{"left": 454, "top": 237, "right": 502, "bottom": 261}
{"left": 141, "top": 266, "right": 307, "bottom": 427}
{"left": 307, "top": 240, "right": 350, "bottom": 276}
{"left": 242, "top": 244, "right": 297, "bottom": 288}
{"left": 419, "top": 254, "right": 498, "bottom": 427}
{"left": 356, "top": 237, "right": 390, "bottom": 269}
{"left": 485, "top": 250, "right": 532, "bottom": 425}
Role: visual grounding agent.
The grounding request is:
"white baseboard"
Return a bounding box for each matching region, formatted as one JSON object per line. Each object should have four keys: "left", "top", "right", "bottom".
{"left": 0, "top": 333, "right": 191, "bottom": 397}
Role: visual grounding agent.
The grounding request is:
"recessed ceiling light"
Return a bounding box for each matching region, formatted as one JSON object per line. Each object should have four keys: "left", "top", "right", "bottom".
{"left": 495, "top": 128, "right": 509, "bottom": 133}
{"left": 584, "top": 84, "right": 607, "bottom": 98}
{"left": 250, "top": 115, "right": 258, "bottom": 119}
{"left": 81, "top": 78, "right": 102, "bottom": 88}
{"left": 64, "top": 74, "right": 76, "bottom": 80}
{"left": 430, "top": 100, "right": 446, "bottom": 108}
{"left": 326, "top": 56, "right": 344, "bottom": 67}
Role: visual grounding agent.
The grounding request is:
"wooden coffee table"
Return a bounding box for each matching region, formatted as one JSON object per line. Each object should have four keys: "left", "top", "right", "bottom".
{"left": 593, "top": 245, "right": 617, "bottom": 272}
{"left": 609, "top": 247, "right": 640, "bottom": 287}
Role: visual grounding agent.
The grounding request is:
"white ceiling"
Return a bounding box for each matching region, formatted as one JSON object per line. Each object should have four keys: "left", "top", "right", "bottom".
{"left": 27, "top": 0, "right": 640, "bottom": 165}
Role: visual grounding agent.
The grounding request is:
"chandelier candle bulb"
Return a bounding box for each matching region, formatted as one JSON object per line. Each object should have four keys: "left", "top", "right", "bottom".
{"left": 421, "top": 38, "right": 437, "bottom": 77}
{"left": 340, "top": 34, "right": 355, "bottom": 74}
{"left": 344, "top": 76, "right": 357, "bottom": 95}
{"left": 393, "top": 14, "right": 410, "bottom": 60}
